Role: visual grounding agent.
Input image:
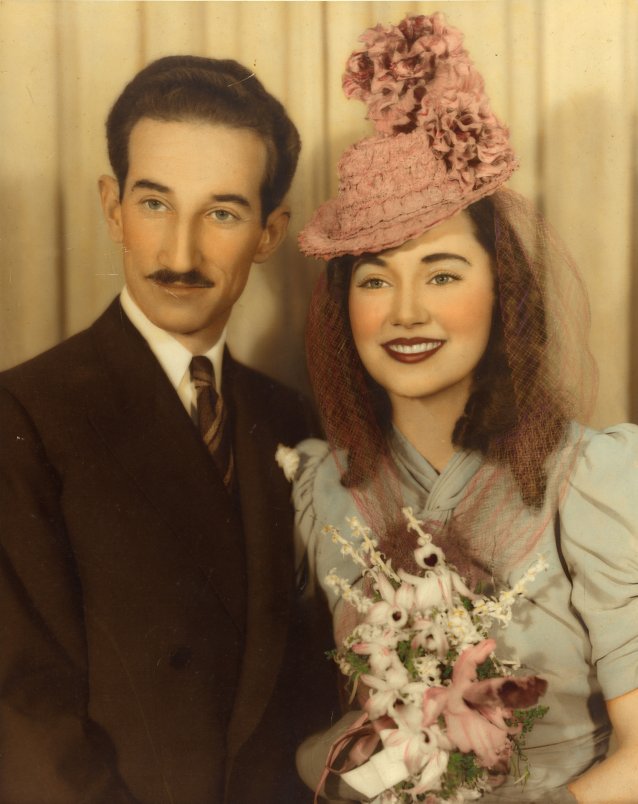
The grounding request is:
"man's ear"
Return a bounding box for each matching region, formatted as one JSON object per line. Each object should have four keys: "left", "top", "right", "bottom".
{"left": 98, "top": 175, "right": 124, "bottom": 244}
{"left": 253, "top": 205, "right": 291, "bottom": 264}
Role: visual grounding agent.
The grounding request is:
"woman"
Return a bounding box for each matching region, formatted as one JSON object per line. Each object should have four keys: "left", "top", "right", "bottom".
{"left": 288, "top": 13, "right": 638, "bottom": 804}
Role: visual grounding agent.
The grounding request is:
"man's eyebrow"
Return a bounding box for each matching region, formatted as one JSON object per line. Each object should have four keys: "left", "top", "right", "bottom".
{"left": 211, "top": 193, "right": 251, "bottom": 209}
{"left": 130, "top": 179, "right": 171, "bottom": 194}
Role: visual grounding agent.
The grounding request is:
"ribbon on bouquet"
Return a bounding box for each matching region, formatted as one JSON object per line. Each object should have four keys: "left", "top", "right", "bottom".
{"left": 315, "top": 712, "right": 393, "bottom": 803}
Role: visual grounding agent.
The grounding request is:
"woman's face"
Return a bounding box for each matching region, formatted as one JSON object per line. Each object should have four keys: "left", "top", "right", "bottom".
{"left": 348, "top": 210, "right": 494, "bottom": 410}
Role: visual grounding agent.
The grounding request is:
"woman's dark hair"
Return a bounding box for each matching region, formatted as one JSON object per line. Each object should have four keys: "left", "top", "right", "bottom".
{"left": 106, "top": 55, "right": 300, "bottom": 223}
{"left": 319, "top": 193, "right": 570, "bottom": 507}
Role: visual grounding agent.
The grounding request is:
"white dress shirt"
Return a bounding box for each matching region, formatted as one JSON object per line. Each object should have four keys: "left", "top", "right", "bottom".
{"left": 120, "top": 287, "right": 226, "bottom": 423}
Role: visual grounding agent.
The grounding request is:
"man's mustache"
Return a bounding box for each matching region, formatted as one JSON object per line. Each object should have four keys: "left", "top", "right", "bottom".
{"left": 147, "top": 268, "right": 214, "bottom": 288}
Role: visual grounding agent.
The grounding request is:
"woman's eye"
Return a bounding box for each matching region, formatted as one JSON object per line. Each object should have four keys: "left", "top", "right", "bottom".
{"left": 359, "top": 277, "right": 388, "bottom": 289}
{"left": 430, "top": 273, "right": 459, "bottom": 286}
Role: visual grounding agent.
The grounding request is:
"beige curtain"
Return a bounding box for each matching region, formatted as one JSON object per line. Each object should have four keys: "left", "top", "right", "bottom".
{"left": 1, "top": 0, "right": 636, "bottom": 428}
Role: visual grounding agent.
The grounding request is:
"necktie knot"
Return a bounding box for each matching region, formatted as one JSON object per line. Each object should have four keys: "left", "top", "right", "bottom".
{"left": 190, "top": 355, "right": 216, "bottom": 393}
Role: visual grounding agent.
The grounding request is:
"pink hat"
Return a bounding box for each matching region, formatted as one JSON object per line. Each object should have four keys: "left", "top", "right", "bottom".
{"left": 299, "top": 13, "right": 518, "bottom": 260}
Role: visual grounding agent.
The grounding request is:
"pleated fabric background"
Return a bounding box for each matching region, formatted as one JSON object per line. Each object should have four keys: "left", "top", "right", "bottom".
{"left": 1, "top": 0, "right": 636, "bottom": 428}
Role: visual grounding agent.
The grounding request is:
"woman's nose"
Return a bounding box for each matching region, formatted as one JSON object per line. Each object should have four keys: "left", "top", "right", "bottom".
{"left": 390, "top": 287, "right": 431, "bottom": 327}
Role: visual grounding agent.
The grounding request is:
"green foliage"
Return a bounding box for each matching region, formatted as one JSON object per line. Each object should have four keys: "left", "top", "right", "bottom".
{"left": 440, "top": 648, "right": 458, "bottom": 681}
{"left": 513, "top": 704, "right": 549, "bottom": 736}
{"left": 328, "top": 644, "right": 372, "bottom": 685}
{"left": 396, "top": 639, "right": 423, "bottom": 680}
{"left": 507, "top": 704, "right": 549, "bottom": 783}
{"left": 438, "top": 751, "right": 486, "bottom": 798}
{"left": 460, "top": 595, "right": 473, "bottom": 612}
{"left": 476, "top": 655, "right": 501, "bottom": 680}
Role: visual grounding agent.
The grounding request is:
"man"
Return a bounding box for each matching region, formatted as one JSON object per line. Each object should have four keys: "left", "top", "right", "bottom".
{"left": 0, "top": 56, "right": 334, "bottom": 803}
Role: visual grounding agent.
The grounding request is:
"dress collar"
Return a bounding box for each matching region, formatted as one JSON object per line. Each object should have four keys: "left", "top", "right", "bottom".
{"left": 389, "top": 425, "right": 483, "bottom": 518}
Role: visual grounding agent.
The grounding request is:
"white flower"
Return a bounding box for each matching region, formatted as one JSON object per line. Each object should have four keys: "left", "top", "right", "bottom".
{"left": 399, "top": 568, "right": 447, "bottom": 609}
{"left": 413, "top": 655, "right": 443, "bottom": 686}
{"left": 445, "top": 605, "right": 482, "bottom": 649}
{"left": 361, "top": 654, "right": 411, "bottom": 719}
{"left": 472, "top": 553, "right": 549, "bottom": 628}
{"left": 412, "top": 745, "right": 450, "bottom": 793}
{"left": 366, "top": 574, "right": 415, "bottom": 629}
{"left": 352, "top": 633, "right": 398, "bottom": 676}
{"left": 324, "top": 571, "right": 371, "bottom": 614}
{"left": 411, "top": 618, "right": 449, "bottom": 661}
{"left": 275, "top": 443, "right": 300, "bottom": 481}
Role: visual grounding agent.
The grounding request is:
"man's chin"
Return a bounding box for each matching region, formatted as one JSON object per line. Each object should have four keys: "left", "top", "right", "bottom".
{"left": 153, "top": 311, "right": 227, "bottom": 352}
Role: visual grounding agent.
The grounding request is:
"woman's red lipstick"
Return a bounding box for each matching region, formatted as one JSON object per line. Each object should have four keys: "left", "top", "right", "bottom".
{"left": 382, "top": 337, "right": 444, "bottom": 363}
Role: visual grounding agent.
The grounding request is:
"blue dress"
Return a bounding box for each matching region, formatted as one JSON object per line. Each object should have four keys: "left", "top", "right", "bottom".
{"left": 291, "top": 423, "right": 638, "bottom": 799}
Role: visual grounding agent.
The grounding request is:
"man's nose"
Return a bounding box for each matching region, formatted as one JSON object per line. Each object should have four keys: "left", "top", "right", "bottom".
{"left": 390, "top": 286, "right": 431, "bottom": 327}
{"left": 159, "top": 217, "right": 201, "bottom": 271}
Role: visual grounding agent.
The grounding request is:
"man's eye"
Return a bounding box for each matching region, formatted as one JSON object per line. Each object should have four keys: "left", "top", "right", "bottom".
{"left": 143, "top": 199, "right": 166, "bottom": 212}
{"left": 211, "top": 209, "right": 237, "bottom": 222}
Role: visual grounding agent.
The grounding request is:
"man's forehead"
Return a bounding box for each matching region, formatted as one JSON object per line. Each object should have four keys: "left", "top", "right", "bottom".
{"left": 125, "top": 117, "right": 268, "bottom": 199}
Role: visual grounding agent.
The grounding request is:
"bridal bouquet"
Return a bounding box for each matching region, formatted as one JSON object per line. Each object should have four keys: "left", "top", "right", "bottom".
{"left": 322, "top": 508, "right": 548, "bottom": 803}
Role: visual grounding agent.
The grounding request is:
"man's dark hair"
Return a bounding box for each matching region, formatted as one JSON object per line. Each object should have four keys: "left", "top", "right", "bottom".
{"left": 106, "top": 55, "right": 301, "bottom": 222}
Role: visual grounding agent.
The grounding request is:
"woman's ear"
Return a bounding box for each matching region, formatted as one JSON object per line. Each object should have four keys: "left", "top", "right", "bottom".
{"left": 253, "top": 205, "right": 291, "bottom": 264}
{"left": 98, "top": 175, "right": 123, "bottom": 244}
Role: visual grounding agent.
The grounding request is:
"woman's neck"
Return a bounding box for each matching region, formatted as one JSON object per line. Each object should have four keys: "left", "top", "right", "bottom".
{"left": 389, "top": 379, "right": 471, "bottom": 473}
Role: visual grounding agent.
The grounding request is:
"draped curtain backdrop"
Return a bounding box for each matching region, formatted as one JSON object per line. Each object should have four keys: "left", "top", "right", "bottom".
{"left": 1, "top": 0, "right": 637, "bottom": 428}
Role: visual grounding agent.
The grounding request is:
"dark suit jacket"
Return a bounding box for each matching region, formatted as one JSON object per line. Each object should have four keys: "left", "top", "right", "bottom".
{"left": 0, "top": 299, "right": 337, "bottom": 803}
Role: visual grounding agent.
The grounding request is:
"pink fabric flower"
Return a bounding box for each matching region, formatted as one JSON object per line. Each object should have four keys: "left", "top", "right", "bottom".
{"left": 421, "top": 639, "right": 547, "bottom": 770}
{"left": 342, "top": 13, "right": 474, "bottom": 134}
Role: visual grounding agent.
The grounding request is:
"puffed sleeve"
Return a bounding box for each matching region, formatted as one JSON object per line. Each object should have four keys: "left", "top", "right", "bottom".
{"left": 291, "top": 439, "right": 363, "bottom": 613}
{"left": 288, "top": 438, "right": 329, "bottom": 594}
{"left": 558, "top": 424, "right": 638, "bottom": 701}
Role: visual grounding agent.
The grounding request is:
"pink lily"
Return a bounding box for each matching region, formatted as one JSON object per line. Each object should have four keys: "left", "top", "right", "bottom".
{"left": 421, "top": 639, "right": 547, "bottom": 770}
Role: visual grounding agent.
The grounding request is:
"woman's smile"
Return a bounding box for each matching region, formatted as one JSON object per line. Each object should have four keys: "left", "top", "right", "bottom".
{"left": 382, "top": 338, "right": 445, "bottom": 363}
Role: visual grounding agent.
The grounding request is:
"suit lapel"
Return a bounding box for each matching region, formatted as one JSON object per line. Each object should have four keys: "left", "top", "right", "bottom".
{"left": 85, "top": 301, "right": 246, "bottom": 632}
{"left": 224, "top": 357, "right": 295, "bottom": 761}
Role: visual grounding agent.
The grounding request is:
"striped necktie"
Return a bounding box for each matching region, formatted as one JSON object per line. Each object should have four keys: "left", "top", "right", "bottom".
{"left": 190, "top": 356, "right": 234, "bottom": 491}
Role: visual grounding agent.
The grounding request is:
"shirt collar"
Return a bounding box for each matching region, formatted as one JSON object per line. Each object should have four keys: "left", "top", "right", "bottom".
{"left": 120, "top": 287, "right": 226, "bottom": 392}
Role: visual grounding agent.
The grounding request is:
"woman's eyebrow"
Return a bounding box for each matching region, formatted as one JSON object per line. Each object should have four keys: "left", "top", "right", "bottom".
{"left": 422, "top": 252, "right": 471, "bottom": 265}
{"left": 354, "top": 252, "right": 471, "bottom": 271}
{"left": 354, "top": 255, "right": 387, "bottom": 270}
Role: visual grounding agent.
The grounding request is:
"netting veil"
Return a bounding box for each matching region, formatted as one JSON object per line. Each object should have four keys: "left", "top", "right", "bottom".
{"left": 305, "top": 188, "right": 597, "bottom": 587}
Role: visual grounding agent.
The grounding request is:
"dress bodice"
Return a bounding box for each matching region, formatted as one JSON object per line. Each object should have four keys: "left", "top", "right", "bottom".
{"left": 290, "top": 423, "right": 638, "bottom": 797}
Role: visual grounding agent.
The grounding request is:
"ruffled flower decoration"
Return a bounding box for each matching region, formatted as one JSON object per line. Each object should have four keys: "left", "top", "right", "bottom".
{"left": 341, "top": 12, "right": 515, "bottom": 190}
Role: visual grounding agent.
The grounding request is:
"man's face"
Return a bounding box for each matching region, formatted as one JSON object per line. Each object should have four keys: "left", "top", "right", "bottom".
{"left": 100, "top": 118, "right": 288, "bottom": 353}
